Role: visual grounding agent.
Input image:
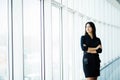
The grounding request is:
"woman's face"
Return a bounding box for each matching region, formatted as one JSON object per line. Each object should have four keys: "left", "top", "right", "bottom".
{"left": 85, "top": 24, "right": 93, "bottom": 34}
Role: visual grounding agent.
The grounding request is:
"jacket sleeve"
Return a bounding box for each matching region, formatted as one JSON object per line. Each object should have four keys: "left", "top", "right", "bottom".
{"left": 96, "top": 38, "right": 102, "bottom": 53}
{"left": 80, "top": 36, "right": 88, "bottom": 51}
{"left": 96, "top": 48, "right": 102, "bottom": 53}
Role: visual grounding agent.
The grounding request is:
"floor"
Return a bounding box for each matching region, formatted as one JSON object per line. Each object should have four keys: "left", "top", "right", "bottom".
{"left": 98, "top": 58, "right": 120, "bottom": 80}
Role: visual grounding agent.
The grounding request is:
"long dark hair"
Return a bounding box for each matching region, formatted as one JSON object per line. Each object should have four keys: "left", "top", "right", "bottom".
{"left": 85, "top": 22, "right": 97, "bottom": 38}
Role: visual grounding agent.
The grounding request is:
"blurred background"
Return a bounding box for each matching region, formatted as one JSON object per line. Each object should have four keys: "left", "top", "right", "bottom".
{"left": 0, "top": 0, "right": 120, "bottom": 80}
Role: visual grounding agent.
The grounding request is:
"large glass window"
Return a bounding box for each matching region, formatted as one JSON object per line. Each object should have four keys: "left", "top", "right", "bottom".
{"left": 23, "top": 0, "right": 41, "bottom": 80}
{"left": 62, "top": 9, "right": 69, "bottom": 80}
{"left": 0, "top": 0, "right": 8, "bottom": 80}
{"left": 67, "top": 12, "right": 74, "bottom": 80}
{"left": 51, "top": 6, "right": 61, "bottom": 80}
{"left": 63, "top": 11, "right": 74, "bottom": 80}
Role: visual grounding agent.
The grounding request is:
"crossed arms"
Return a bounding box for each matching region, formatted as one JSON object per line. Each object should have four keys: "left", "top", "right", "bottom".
{"left": 83, "top": 44, "right": 102, "bottom": 54}
{"left": 81, "top": 36, "right": 102, "bottom": 54}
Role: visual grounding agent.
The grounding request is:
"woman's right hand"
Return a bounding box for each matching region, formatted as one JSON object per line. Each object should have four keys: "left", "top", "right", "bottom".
{"left": 96, "top": 45, "right": 102, "bottom": 50}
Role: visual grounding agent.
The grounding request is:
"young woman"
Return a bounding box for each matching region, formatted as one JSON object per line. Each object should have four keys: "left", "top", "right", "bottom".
{"left": 80, "top": 22, "right": 102, "bottom": 80}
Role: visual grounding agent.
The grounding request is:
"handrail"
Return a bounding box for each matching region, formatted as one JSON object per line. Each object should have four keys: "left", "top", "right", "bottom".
{"left": 100, "top": 57, "right": 120, "bottom": 71}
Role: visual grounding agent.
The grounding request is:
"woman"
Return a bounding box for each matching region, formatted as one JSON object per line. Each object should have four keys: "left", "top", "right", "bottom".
{"left": 80, "top": 22, "right": 102, "bottom": 80}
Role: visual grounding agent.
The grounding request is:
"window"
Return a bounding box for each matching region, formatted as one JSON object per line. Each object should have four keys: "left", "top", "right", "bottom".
{"left": 63, "top": 11, "right": 74, "bottom": 80}
{"left": 23, "top": 0, "right": 41, "bottom": 80}
{"left": 0, "top": 0, "right": 9, "bottom": 80}
{"left": 51, "top": 6, "right": 61, "bottom": 80}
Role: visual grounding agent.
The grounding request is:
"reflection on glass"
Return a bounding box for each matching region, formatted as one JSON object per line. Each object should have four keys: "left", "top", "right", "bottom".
{"left": 52, "top": 6, "right": 61, "bottom": 80}
{"left": 23, "top": 0, "right": 41, "bottom": 80}
{"left": 0, "top": 0, "right": 8, "bottom": 80}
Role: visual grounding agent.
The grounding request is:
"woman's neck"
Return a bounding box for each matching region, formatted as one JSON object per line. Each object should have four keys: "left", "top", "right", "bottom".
{"left": 88, "top": 33, "right": 93, "bottom": 39}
